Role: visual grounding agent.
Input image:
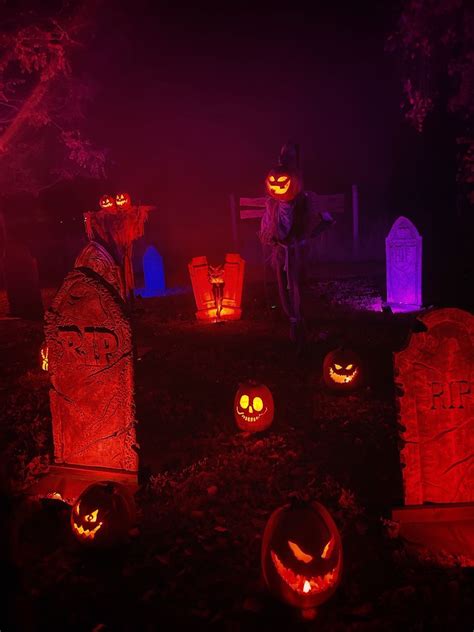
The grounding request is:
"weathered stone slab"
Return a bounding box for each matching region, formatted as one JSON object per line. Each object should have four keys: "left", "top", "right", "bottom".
{"left": 386, "top": 216, "right": 422, "bottom": 311}
{"left": 45, "top": 267, "right": 137, "bottom": 472}
{"left": 75, "top": 240, "right": 125, "bottom": 299}
{"left": 394, "top": 308, "right": 473, "bottom": 505}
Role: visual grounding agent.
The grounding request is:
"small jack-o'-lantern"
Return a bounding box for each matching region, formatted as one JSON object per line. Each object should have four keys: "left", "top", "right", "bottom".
{"left": 99, "top": 194, "right": 116, "bottom": 210}
{"left": 71, "top": 481, "right": 136, "bottom": 548}
{"left": 40, "top": 341, "right": 48, "bottom": 371}
{"left": 265, "top": 166, "right": 303, "bottom": 202}
{"left": 323, "top": 348, "right": 363, "bottom": 392}
{"left": 261, "top": 499, "right": 343, "bottom": 609}
{"left": 234, "top": 382, "right": 274, "bottom": 432}
{"left": 116, "top": 192, "right": 131, "bottom": 209}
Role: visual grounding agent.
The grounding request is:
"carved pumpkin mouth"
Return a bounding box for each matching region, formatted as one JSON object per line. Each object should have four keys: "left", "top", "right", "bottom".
{"left": 329, "top": 366, "right": 358, "bottom": 384}
{"left": 236, "top": 407, "right": 268, "bottom": 423}
{"left": 267, "top": 181, "right": 291, "bottom": 195}
{"left": 72, "top": 520, "right": 103, "bottom": 540}
{"left": 271, "top": 550, "right": 338, "bottom": 595}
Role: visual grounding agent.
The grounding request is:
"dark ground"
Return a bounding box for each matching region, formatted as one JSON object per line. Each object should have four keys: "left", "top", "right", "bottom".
{"left": 0, "top": 269, "right": 472, "bottom": 631}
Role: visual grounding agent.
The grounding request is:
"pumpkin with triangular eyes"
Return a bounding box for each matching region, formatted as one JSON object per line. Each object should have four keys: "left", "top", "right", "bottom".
{"left": 234, "top": 382, "right": 274, "bottom": 433}
{"left": 265, "top": 166, "right": 303, "bottom": 202}
{"left": 71, "top": 481, "right": 136, "bottom": 548}
{"left": 323, "top": 348, "right": 364, "bottom": 392}
{"left": 99, "top": 194, "right": 116, "bottom": 211}
{"left": 261, "top": 499, "right": 343, "bottom": 609}
{"left": 116, "top": 192, "right": 131, "bottom": 209}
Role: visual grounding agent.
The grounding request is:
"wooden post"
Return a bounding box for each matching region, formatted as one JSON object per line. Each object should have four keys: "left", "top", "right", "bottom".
{"left": 352, "top": 184, "right": 359, "bottom": 260}
{"left": 229, "top": 193, "right": 239, "bottom": 252}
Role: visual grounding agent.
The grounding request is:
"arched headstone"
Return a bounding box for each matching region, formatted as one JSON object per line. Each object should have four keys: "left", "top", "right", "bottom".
{"left": 385, "top": 216, "right": 422, "bottom": 312}
{"left": 135, "top": 245, "right": 165, "bottom": 297}
{"left": 392, "top": 308, "right": 474, "bottom": 563}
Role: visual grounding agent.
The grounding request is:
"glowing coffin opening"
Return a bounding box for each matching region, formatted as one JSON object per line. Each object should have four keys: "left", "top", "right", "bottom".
{"left": 188, "top": 253, "right": 245, "bottom": 322}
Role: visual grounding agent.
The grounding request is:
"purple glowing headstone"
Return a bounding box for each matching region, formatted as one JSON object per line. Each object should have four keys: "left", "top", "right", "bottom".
{"left": 385, "top": 216, "right": 422, "bottom": 313}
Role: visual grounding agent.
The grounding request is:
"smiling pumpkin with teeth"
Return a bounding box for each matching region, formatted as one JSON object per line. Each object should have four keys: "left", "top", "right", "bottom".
{"left": 261, "top": 499, "right": 343, "bottom": 609}
{"left": 71, "top": 481, "right": 136, "bottom": 548}
{"left": 323, "top": 348, "right": 364, "bottom": 392}
{"left": 234, "top": 382, "right": 274, "bottom": 433}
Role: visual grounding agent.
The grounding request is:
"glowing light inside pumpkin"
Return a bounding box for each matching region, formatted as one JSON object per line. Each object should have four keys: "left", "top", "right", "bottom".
{"left": 271, "top": 551, "right": 338, "bottom": 596}
{"left": 321, "top": 537, "right": 335, "bottom": 559}
{"left": 329, "top": 366, "right": 358, "bottom": 384}
{"left": 236, "top": 394, "right": 268, "bottom": 423}
{"left": 72, "top": 520, "right": 103, "bottom": 540}
{"left": 289, "top": 540, "right": 313, "bottom": 563}
{"left": 267, "top": 178, "right": 291, "bottom": 195}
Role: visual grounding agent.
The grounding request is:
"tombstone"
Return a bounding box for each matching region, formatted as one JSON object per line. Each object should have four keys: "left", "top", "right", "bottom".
{"left": 4, "top": 240, "right": 43, "bottom": 320}
{"left": 75, "top": 240, "right": 125, "bottom": 299}
{"left": 385, "top": 216, "right": 422, "bottom": 312}
{"left": 188, "top": 253, "right": 245, "bottom": 322}
{"left": 392, "top": 308, "right": 474, "bottom": 564}
{"left": 35, "top": 244, "right": 137, "bottom": 501}
{"left": 135, "top": 246, "right": 165, "bottom": 298}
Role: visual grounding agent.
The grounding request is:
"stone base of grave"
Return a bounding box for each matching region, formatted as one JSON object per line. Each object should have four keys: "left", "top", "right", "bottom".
{"left": 27, "top": 464, "right": 138, "bottom": 505}
{"left": 383, "top": 302, "right": 423, "bottom": 314}
{"left": 196, "top": 306, "right": 242, "bottom": 322}
{"left": 392, "top": 503, "right": 474, "bottom": 566}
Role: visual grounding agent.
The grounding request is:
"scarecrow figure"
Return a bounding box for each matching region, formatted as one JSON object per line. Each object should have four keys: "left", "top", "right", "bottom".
{"left": 259, "top": 142, "right": 334, "bottom": 346}
{"left": 83, "top": 193, "right": 155, "bottom": 300}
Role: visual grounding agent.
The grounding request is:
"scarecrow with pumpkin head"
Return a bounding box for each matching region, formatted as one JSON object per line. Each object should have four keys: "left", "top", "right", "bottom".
{"left": 260, "top": 142, "right": 334, "bottom": 346}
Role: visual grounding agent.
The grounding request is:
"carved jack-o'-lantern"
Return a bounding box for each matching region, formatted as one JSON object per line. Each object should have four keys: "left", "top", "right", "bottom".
{"left": 99, "top": 194, "right": 116, "bottom": 210}
{"left": 323, "top": 348, "right": 363, "bottom": 392}
{"left": 261, "top": 499, "right": 343, "bottom": 609}
{"left": 265, "top": 166, "right": 303, "bottom": 202}
{"left": 116, "top": 192, "right": 131, "bottom": 209}
{"left": 40, "top": 341, "right": 48, "bottom": 371}
{"left": 234, "top": 382, "right": 274, "bottom": 433}
{"left": 71, "top": 481, "right": 136, "bottom": 547}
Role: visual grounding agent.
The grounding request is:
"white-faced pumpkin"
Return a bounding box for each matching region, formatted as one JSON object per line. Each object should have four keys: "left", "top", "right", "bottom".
{"left": 71, "top": 481, "right": 135, "bottom": 548}
{"left": 323, "top": 348, "right": 363, "bottom": 392}
{"left": 261, "top": 499, "right": 343, "bottom": 609}
{"left": 234, "top": 382, "right": 274, "bottom": 433}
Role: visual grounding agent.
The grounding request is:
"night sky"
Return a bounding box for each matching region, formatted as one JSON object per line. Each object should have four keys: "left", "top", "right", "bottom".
{"left": 78, "top": 1, "right": 403, "bottom": 261}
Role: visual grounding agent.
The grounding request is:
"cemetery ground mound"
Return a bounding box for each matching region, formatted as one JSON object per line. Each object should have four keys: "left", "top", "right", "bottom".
{"left": 0, "top": 272, "right": 472, "bottom": 631}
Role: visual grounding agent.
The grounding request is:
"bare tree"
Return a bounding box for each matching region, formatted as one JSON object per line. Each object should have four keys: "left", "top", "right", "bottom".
{"left": 0, "top": 0, "right": 107, "bottom": 195}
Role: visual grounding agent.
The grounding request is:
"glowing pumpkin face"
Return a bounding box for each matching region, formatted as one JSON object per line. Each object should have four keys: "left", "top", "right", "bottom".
{"left": 234, "top": 382, "right": 274, "bottom": 433}
{"left": 99, "top": 194, "right": 116, "bottom": 211}
{"left": 323, "top": 348, "right": 363, "bottom": 392}
{"left": 261, "top": 500, "right": 343, "bottom": 609}
{"left": 40, "top": 341, "right": 48, "bottom": 371}
{"left": 71, "top": 481, "right": 136, "bottom": 548}
{"left": 116, "top": 192, "right": 131, "bottom": 209}
{"left": 265, "top": 167, "right": 303, "bottom": 202}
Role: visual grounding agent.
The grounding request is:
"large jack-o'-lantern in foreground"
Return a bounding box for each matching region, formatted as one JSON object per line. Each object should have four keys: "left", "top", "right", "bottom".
{"left": 261, "top": 499, "right": 343, "bottom": 609}
{"left": 71, "top": 481, "right": 136, "bottom": 548}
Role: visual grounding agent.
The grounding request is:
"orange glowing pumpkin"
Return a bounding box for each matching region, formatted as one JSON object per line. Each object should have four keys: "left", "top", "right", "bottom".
{"left": 99, "top": 194, "right": 116, "bottom": 210}
{"left": 234, "top": 382, "right": 274, "bottom": 433}
{"left": 71, "top": 481, "right": 136, "bottom": 548}
{"left": 116, "top": 192, "right": 131, "bottom": 209}
{"left": 261, "top": 499, "right": 343, "bottom": 609}
{"left": 265, "top": 166, "right": 303, "bottom": 202}
{"left": 323, "top": 348, "right": 363, "bottom": 392}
